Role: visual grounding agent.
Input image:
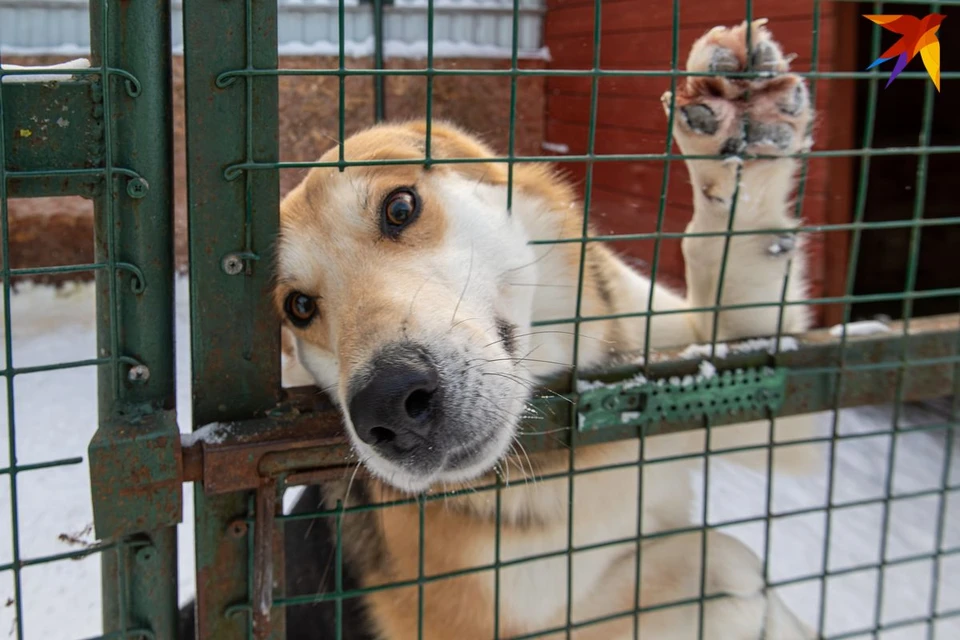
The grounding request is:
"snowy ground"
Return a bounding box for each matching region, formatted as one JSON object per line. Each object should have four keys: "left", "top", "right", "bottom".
{"left": 0, "top": 279, "right": 957, "bottom": 639}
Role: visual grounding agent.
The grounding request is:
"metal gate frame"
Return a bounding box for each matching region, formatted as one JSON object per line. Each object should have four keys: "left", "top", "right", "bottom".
{"left": 2, "top": 0, "right": 958, "bottom": 638}
{"left": 175, "top": 2, "right": 959, "bottom": 640}
{"left": 2, "top": 0, "right": 179, "bottom": 638}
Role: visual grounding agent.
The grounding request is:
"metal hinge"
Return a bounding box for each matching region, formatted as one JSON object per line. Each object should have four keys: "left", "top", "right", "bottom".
{"left": 88, "top": 409, "right": 182, "bottom": 540}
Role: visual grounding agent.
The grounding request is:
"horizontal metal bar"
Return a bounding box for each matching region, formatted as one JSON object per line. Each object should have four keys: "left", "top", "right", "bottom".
{"left": 272, "top": 542, "right": 725, "bottom": 609}
{"left": 826, "top": 613, "right": 959, "bottom": 640}
{"left": 218, "top": 67, "right": 960, "bottom": 81}
{"left": 224, "top": 144, "right": 960, "bottom": 176}
{"left": 5, "top": 166, "right": 139, "bottom": 180}
{"left": 266, "top": 552, "right": 960, "bottom": 640}
{"left": 5, "top": 264, "right": 107, "bottom": 278}
{"left": 0, "top": 541, "right": 114, "bottom": 573}
{"left": 185, "top": 315, "right": 959, "bottom": 495}
{"left": 277, "top": 452, "right": 960, "bottom": 524}
{"left": 0, "top": 456, "right": 84, "bottom": 476}
{"left": 531, "top": 289, "right": 960, "bottom": 328}
{"left": 273, "top": 494, "right": 960, "bottom": 582}
{"left": 0, "top": 357, "right": 109, "bottom": 378}
{"left": 274, "top": 563, "right": 782, "bottom": 636}
{"left": 274, "top": 408, "right": 960, "bottom": 498}
{"left": 527, "top": 216, "right": 960, "bottom": 245}
{"left": 768, "top": 546, "right": 960, "bottom": 590}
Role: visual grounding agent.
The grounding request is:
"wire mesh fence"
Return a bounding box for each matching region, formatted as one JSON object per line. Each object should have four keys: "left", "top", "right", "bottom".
{"left": 1, "top": 0, "right": 959, "bottom": 638}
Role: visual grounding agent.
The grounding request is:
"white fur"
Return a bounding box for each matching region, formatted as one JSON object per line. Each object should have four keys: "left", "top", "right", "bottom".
{"left": 279, "top": 20, "right": 820, "bottom": 637}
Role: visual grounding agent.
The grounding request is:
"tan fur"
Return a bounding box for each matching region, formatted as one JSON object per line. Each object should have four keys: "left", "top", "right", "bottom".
{"left": 277, "top": 21, "right": 820, "bottom": 640}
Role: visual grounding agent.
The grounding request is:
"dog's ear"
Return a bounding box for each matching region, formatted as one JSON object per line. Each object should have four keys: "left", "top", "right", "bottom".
{"left": 402, "top": 121, "right": 509, "bottom": 186}
{"left": 402, "top": 121, "right": 579, "bottom": 212}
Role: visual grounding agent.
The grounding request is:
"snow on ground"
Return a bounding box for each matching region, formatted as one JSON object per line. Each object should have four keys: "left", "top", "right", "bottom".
{"left": 0, "top": 279, "right": 957, "bottom": 638}
{"left": 0, "top": 278, "right": 197, "bottom": 640}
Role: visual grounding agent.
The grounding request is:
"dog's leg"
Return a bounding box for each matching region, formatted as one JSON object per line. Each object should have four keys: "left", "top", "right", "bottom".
{"left": 561, "top": 530, "right": 816, "bottom": 639}
{"left": 645, "top": 21, "right": 824, "bottom": 477}
{"left": 665, "top": 20, "right": 814, "bottom": 343}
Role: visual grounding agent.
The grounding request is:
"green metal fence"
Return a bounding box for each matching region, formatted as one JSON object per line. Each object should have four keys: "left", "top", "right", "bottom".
{"left": 2, "top": 0, "right": 179, "bottom": 637}
{"left": 0, "top": 0, "right": 958, "bottom": 638}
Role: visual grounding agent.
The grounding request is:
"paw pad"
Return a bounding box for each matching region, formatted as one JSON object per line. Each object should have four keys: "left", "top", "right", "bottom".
{"left": 749, "top": 40, "right": 784, "bottom": 73}
{"left": 669, "top": 22, "right": 812, "bottom": 158}
{"left": 680, "top": 104, "right": 719, "bottom": 135}
{"left": 708, "top": 46, "right": 741, "bottom": 73}
{"left": 720, "top": 137, "right": 747, "bottom": 157}
{"left": 745, "top": 120, "right": 794, "bottom": 151}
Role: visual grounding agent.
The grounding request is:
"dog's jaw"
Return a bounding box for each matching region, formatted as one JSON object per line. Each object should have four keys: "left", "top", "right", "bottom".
{"left": 343, "top": 412, "right": 519, "bottom": 495}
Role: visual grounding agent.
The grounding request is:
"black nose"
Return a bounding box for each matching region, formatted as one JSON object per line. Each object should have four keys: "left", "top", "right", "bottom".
{"left": 347, "top": 344, "right": 441, "bottom": 456}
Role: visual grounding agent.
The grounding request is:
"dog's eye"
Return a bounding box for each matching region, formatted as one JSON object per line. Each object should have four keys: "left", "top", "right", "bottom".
{"left": 284, "top": 291, "right": 318, "bottom": 327}
{"left": 381, "top": 188, "right": 420, "bottom": 237}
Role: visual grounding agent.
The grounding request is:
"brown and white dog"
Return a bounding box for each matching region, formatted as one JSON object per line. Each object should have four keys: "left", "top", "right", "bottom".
{"left": 185, "top": 20, "right": 823, "bottom": 640}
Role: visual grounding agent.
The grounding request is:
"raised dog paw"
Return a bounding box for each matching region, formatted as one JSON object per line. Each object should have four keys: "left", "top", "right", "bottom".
{"left": 663, "top": 19, "right": 813, "bottom": 160}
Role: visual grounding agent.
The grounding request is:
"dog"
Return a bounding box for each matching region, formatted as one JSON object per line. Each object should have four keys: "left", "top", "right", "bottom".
{"left": 181, "top": 20, "right": 821, "bottom": 640}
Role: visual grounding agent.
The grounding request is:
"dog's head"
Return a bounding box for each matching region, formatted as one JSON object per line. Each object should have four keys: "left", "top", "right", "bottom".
{"left": 275, "top": 121, "right": 576, "bottom": 493}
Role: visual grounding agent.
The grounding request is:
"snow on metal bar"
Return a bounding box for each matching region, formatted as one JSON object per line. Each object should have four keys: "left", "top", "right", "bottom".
{"left": 0, "top": 58, "right": 90, "bottom": 83}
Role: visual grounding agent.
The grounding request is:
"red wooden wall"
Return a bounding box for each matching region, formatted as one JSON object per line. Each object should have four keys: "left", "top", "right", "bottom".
{"left": 542, "top": 0, "right": 858, "bottom": 322}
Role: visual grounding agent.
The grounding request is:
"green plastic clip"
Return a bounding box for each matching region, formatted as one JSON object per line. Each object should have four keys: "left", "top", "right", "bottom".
{"left": 577, "top": 366, "right": 788, "bottom": 432}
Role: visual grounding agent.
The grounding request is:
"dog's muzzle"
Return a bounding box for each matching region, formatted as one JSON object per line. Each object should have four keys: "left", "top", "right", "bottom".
{"left": 347, "top": 343, "right": 444, "bottom": 463}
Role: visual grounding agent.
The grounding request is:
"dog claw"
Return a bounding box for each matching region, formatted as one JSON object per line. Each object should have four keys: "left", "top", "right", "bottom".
{"left": 767, "top": 234, "right": 797, "bottom": 256}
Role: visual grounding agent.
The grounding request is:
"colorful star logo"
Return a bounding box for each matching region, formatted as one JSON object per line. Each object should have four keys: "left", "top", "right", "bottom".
{"left": 863, "top": 14, "right": 946, "bottom": 91}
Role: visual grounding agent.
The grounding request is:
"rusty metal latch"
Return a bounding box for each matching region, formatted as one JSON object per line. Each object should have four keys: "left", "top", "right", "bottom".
{"left": 252, "top": 480, "right": 277, "bottom": 638}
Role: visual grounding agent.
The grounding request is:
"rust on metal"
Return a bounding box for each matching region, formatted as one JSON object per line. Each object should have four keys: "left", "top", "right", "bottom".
{"left": 282, "top": 465, "right": 364, "bottom": 487}
{"left": 182, "top": 405, "right": 351, "bottom": 495}
{"left": 227, "top": 519, "right": 248, "bottom": 539}
{"left": 88, "top": 411, "right": 182, "bottom": 539}
{"left": 181, "top": 438, "right": 203, "bottom": 483}
{"left": 252, "top": 479, "right": 277, "bottom": 640}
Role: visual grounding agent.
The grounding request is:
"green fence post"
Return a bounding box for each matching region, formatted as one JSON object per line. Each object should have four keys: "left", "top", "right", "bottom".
{"left": 182, "top": 0, "right": 283, "bottom": 635}
{"left": 84, "top": 0, "right": 181, "bottom": 637}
